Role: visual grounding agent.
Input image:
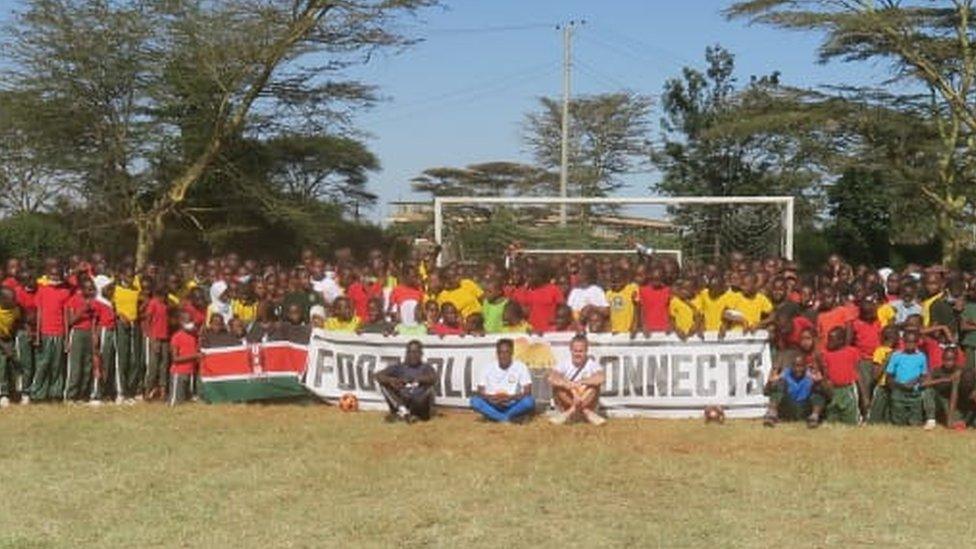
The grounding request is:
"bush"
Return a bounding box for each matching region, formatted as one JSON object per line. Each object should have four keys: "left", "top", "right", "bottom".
{"left": 0, "top": 213, "right": 77, "bottom": 263}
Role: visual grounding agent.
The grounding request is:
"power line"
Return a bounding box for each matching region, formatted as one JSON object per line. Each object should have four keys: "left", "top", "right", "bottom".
{"left": 589, "top": 23, "right": 697, "bottom": 68}
{"left": 367, "top": 64, "right": 560, "bottom": 125}
{"left": 379, "top": 61, "right": 558, "bottom": 113}
{"left": 424, "top": 23, "right": 555, "bottom": 35}
{"left": 574, "top": 57, "right": 634, "bottom": 91}
{"left": 580, "top": 31, "right": 693, "bottom": 76}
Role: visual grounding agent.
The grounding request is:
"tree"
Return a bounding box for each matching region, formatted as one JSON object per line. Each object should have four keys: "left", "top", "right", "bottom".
{"left": 825, "top": 169, "right": 892, "bottom": 266}
{"left": 726, "top": 0, "right": 976, "bottom": 263}
{"left": 652, "top": 46, "right": 822, "bottom": 261}
{"left": 3, "top": 0, "right": 433, "bottom": 266}
{"left": 0, "top": 213, "right": 76, "bottom": 261}
{"left": 411, "top": 162, "right": 558, "bottom": 198}
{"left": 523, "top": 92, "right": 652, "bottom": 220}
{"left": 263, "top": 134, "right": 380, "bottom": 218}
{"left": 408, "top": 162, "right": 560, "bottom": 260}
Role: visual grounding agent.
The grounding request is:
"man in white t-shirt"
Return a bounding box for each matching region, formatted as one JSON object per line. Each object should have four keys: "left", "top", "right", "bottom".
{"left": 548, "top": 334, "right": 606, "bottom": 425}
{"left": 469, "top": 338, "right": 535, "bottom": 423}
{"left": 566, "top": 267, "right": 609, "bottom": 319}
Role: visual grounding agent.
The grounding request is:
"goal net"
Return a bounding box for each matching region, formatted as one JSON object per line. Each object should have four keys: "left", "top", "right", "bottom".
{"left": 430, "top": 196, "right": 795, "bottom": 266}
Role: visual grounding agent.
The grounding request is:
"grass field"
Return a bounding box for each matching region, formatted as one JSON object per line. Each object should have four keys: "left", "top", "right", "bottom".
{"left": 1, "top": 404, "right": 975, "bottom": 548}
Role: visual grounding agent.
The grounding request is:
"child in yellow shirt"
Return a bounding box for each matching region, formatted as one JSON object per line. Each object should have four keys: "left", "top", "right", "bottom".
{"left": 867, "top": 325, "right": 899, "bottom": 424}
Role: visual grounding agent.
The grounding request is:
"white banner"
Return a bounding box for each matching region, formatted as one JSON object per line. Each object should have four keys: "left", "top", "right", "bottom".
{"left": 304, "top": 330, "right": 773, "bottom": 418}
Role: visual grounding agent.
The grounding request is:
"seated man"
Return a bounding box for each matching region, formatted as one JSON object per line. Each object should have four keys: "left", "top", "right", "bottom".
{"left": 548, "top": 334, "right": 606, "bottom": 426}
{"left": 469, "top": 338, "right": 535, "bottom": 423}
{"left": 763, "top": 353, "right": 825, "bottom": 428}
{"left": 375, "top": 340, "right": 436, "bottom": 423}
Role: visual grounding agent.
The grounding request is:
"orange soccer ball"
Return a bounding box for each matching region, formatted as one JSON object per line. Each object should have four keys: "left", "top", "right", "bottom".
{"left": 338, "top": 393, "right": 359, "bottom": 412}
{"left": 703, "top": 405, "right": 726, "bottom": 424}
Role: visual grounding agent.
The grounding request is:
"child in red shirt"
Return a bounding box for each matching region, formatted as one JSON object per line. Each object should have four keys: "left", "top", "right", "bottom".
{"left": 851, "top": 298, "right": 882, "bottom": 416}
{"left": 65, "top": 278, "right": 97, "bottom": 402}
{"left": 32, "top": 265, "right": 72, "bottom": 402}
{"left": 520, "top": 268, "right": 564, "bottom": 333}
{"left": 388, "top": 267, "right": 424, "bottom": 320}
{"left": 169, "top": 311, "right": 201, "bottom": 406}
{"left": 430, "top": 303, "right": 465, "bottom": 337}
{"left": 814, "top": 326, "right": 861, "bottom": 426}
{"left": 637, "top": 267, "right": 670, "bottom": 333}
{"left": 91, "top": 276, "right": 119, "bottom": 403}
{"left": 141, "top": 286, "right": 171, "bottom": 401}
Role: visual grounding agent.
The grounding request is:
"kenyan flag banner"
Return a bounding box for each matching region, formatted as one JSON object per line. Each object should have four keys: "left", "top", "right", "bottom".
{"left": 200, "top": 342, "right": 309, "bottom": 403}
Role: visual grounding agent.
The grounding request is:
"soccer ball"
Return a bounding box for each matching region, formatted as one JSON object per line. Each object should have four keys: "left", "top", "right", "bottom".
{"left": 338, "top": 393, "right": 359, "bottom": 412}
{"left": 703, "top": 405, "right": 726, "bottom": 424}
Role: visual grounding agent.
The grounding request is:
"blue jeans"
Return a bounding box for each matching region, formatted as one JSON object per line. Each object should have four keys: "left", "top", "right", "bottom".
{"left": 470, "top": 394, "right": 536, "bottom": 422}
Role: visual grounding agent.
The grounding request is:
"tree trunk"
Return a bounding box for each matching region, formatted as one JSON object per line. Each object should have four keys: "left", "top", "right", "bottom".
{"left": 135, "top": 222, "right": 153, "bottom": 270}
{"left": 134, "top": 215, "right": 164, "bottom": 270}
{"left": 937, "top": 210, "right": 957, "bottom": 266}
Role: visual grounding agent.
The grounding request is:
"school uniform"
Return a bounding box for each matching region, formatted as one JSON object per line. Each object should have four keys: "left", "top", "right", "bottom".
{"left": 91, "top": 299, "right": 119, "bottom": 401}
{"left": 168, "top": 330, "right": 198, "bottom": 406}
{"left": 112, "top": 285, "right": 142, "bottom": 398}
{"left": 606, "top": 283, "right": 638, "bottom": 333}
{"left": 867, "top": 345, "right": 893, "bottom": 424}
{"left": 851, "top": 318, "right": 882, "bottom": 407}
{"left": 143, "top": 297, "right": 170, "bottom": 395}
{"left": 821, "top": 346, "right": 861, "bottom": 424}
{"left": 13, "top": 286, "right": 35, "bottom": 398}
{"left": 32, "top": 283, "right": 72, "bottom": 401}
{"left": 0, "top": 305, "right": 20, "bottom": 399}
{"left": 64, "top": 293, "right": 96, "bottom": 401}
{"left": 765, "top": 370, "right": 825, "bottom": 421}
{"left": 886, "top": 350, "right": 929, "bottom": 426}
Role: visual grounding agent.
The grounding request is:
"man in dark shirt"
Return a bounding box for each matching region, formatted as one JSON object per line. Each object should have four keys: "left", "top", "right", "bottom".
{"left": 375, "top": 340, "right": 436, "bottom": 423}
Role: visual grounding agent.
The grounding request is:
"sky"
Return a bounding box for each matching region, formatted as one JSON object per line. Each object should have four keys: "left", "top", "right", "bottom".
{"left": 0, "top": 0, "right": 891, "bottom": 223}
{"left": 344, "top": 0, "right": 889, "bottom": 223}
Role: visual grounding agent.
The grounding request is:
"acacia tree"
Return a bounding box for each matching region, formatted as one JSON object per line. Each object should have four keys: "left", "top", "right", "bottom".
{"left": 3, "top": 0, "right": 433, "bottom": 266}
{"left": 262, "top": 134, "right": 380, "bottom": 216}
{"left": 0, "top": 94, "right": 73, "bottom": 215}
{"left": 523, "top": 92, "right": 652, "bottom": 221}
{"left": 727, "top": 0, "right": 976, "bottom": 262}
{"left": 412, "top": 162, "right": 558, "bottom": 198}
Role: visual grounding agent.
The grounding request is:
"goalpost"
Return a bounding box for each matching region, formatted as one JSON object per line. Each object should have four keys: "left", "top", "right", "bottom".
{"left": 512, "top": 248, "right": 684, "bottom": 267}
{"left": 432, "top": 196, "right": 795, "bottom": 267}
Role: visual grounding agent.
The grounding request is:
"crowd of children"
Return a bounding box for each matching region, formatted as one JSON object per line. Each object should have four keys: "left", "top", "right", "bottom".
{"left": 0, "top": 245, "right": 972, "bottom": 428}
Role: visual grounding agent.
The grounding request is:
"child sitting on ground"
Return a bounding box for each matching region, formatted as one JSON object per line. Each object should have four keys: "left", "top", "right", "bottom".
{"left": 763, "top": 353, "right": 825, "bottom": 428}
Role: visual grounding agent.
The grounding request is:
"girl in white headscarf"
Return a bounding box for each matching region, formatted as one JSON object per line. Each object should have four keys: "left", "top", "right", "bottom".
{"left": 207, "top": 280, "right": 233, "bottom": 325}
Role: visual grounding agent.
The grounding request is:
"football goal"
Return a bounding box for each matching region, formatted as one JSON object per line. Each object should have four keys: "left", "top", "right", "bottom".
{"left": 432, "top": 196, "right": 795, "bottom": 267}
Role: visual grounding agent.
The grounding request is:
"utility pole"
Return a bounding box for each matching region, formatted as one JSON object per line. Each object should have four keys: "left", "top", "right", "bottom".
{"left": 558, "top": 21, "right": 581, "bottom": 227}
